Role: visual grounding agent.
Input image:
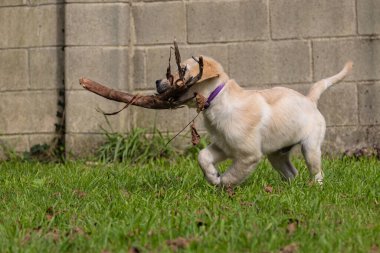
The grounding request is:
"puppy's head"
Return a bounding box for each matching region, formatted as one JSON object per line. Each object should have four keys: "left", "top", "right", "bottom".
{"left": 155, "top": 56, "right": 225, "bottom": 100}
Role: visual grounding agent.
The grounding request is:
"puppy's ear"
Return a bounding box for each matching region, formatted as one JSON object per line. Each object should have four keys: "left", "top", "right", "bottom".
{"left": 190, "top": 57, "right": 220, "bottom": 83}
{"left": 200, "top": 60, "right": 220, "bottom": 82}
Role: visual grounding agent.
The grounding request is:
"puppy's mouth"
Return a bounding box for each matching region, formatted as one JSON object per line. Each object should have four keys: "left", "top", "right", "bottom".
{"left": 156, "top": 79, "right": 197, "bottom": 106}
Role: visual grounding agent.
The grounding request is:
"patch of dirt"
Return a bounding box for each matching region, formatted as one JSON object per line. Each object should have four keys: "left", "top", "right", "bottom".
{"left": 279, "top": 242, "right": 298, "bottom": 253}
{"left": 73, "top": 189, "right": 87, "bottom": 198}
{"left": 240, "top": 201, "right": 255, "bottom": 207}
{"left": 226, "top": 186, "right": 235, "bottom": 198}
{"left": 128, "top": 247, "right": 140, "bottom": 253}
{"left": 45, "top": 229, "right": 60, "bottom": 243}
{"left": 33, "top": 226, "right": 43, "bottom": 234}
{"left": 65, "top": 226, "right": 90, "bottom": 241}
{"left": 21, "top": 233, "right": 31, "bottom": 245}
{"left": 370, "top": 244, "right": 379, "bottom": 253}
{"left": 286, "top": 222, "right": 297, "bottom": 236}
{"left": 264, "top": 185, "right": 273, "bottom": 193}
{"left": 166, "top": 237, "right": 192, "bottom": 251}
{"left": 21, "top": 226, "right": 43, "bottom": 245}
{"left": 286, "top": 219, "right": 299, "bottom": 236}
{"left": 45, "top": 207, "right": 61, "bottom": 221}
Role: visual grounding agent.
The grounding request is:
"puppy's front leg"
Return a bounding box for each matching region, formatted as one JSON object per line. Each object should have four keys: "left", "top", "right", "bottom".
{"left": 220, "top": 158, "right": 259, "bottom": 187}
{"left": 198, "top": 144, "right": 227, "bottom": 185}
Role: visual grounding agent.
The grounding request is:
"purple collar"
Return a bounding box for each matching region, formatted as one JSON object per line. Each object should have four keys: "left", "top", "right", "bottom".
{"left": 204, "top": 82, "right": 225, "bottom": 109}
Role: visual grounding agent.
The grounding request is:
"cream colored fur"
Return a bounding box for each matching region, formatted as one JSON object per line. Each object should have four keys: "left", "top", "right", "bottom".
{"left": 158, "top": 57, "right": 353, "bottom": 187}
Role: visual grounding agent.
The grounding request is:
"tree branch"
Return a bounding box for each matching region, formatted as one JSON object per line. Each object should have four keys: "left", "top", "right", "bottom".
{"left": 79, "top": 42, "right": 204, "bottom": 111}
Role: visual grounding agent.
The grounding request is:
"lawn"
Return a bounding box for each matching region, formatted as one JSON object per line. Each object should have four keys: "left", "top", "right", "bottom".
{"left": 0, "top": 157, "right": 379, "bottom": 252}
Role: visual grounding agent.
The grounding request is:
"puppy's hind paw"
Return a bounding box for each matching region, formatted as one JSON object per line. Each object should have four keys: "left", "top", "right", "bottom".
{"left": 314, "top": 172, "right": 324, "bottom": 185}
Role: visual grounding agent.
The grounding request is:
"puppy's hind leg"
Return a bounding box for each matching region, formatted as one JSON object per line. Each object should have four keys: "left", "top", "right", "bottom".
{"left": 198, "top": 144, "right": 227, "bottom": 186}
{"left": 267, "top": 149, "right": 298, "bottom": 181}
{"left": 220, "top": 157, "right": 260, "bottom": 187}
{"left": 301, "top": 131, "right": 325, "bottom": 184}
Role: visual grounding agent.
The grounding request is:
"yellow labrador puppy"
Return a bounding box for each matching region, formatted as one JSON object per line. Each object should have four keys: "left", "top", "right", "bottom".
{"left": 156, "top": 57, "right": 353, "bottom": 187}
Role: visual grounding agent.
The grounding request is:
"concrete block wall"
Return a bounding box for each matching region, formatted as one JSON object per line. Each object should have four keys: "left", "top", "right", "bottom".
{"left": 0, "top": 1, "right": 64, "bottom": 158}
{"left": 1, "top": 0, "right": 379, "bottom": 158}
{"left": 65, "top": 1, "right": 130, "bottom": 156}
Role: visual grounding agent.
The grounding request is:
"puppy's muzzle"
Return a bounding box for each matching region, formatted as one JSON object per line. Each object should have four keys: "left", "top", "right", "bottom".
{"left": 156, "top": 79, "right": 171, "bottom": 94}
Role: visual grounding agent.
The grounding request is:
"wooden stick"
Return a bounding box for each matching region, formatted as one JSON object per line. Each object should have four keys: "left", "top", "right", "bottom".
{"left": 79, "top": 78, "right": 175, "bottom": 109}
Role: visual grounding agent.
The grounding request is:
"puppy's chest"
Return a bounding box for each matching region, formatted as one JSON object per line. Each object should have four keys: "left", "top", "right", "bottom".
{"left": 203, "top": 110, "right": 251, "bottom": 155}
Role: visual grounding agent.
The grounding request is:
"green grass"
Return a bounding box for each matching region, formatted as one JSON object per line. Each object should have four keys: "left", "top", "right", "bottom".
{"left": 0, "top": 157, "right": 379, "bottom": 252}
{"left": 97, "top": 128, "right": 172, "bottom": 164}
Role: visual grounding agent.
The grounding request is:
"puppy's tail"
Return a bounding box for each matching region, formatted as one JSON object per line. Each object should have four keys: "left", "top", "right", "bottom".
{"left": 307, "top": 61, "right": 353, "bottom": 104}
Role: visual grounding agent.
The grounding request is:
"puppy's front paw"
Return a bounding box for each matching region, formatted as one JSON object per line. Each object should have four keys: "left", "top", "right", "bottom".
{"left": 205, "top": 174, "right": 221, "bottom": 186}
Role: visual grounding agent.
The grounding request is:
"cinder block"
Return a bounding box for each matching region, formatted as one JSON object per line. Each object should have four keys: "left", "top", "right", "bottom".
{"left": 65, "top": 3, "right": 129, "bottom": 46}
{"left": 0, "top": 5, "right": 63, "bottom": 48}
{"left": 318, "top": 83, "right": 358, "bottom": 126}
{"left": 29, "top": 47, "right": 63, "bottom": 90}
{"left": 65, "top": 90, "right": 131, "bottom": 134}
{"left": 65, "top": 133, "right": 106, "bottom": 158}
{"left": 65, "top": 47, "right": 129, "bottom": 90}
{"left": 0, "top": 1, "right": 25, "bottom": 7}
{"left": 133, "top": 2, "right": 186, "bottom": 45}
{"left": 133, "top": 0, "right": 175, "bottom": 2}
{"left": 229, "top": 41, "right": 311, "bottom": 86}
{"left": 279, "top": 83, "right": 309, "bottom": 95}
{"left": 65, "top": 0, "right": 128, "bottom": 2}
{"left": 358, "top": 82, "right": 380, "bottom": 125}
{"left": 313, "top": 39, "right": 380, "bottom": 81}
{"left": 0, "top": 50, "right": 29, "bottom": 91}
{"left": 132, "top": 49, "right": 146, "bottom": 90}
{"left": 29, "top": 0, "right": 64, "bottom": 5}
{"left": 0, "top": 91, "right": 57, "bottom": 134}
{"left": 0, "top": 135, "right": 30, "bottom": 159}
{"left": 323, "top": 126, "right": 368, "bottom": 153}
{"left": 29, "top": 134, "right": 56, "bottom": 148}
{"left": 187, "top": 0, "right": 268, "bottom": 43}
{"left": 357, "top": 0, "right": 380, "bottom": 35}
{"left": 271, "top": 0, "right": 355, "bottom": 39}
{"left": 367, "top": 126, "right": 380, "bottom": 147}
{"left": 133, "top": 106, "right": 189, "bottom": 133}
{"left": 143, "top": 44, "right": 229, "bottom": 90}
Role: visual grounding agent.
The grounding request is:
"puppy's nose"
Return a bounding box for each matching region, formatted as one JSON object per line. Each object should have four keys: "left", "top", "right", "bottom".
{"left": 156, "top": 80, "right": 168, "bottom": 94}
